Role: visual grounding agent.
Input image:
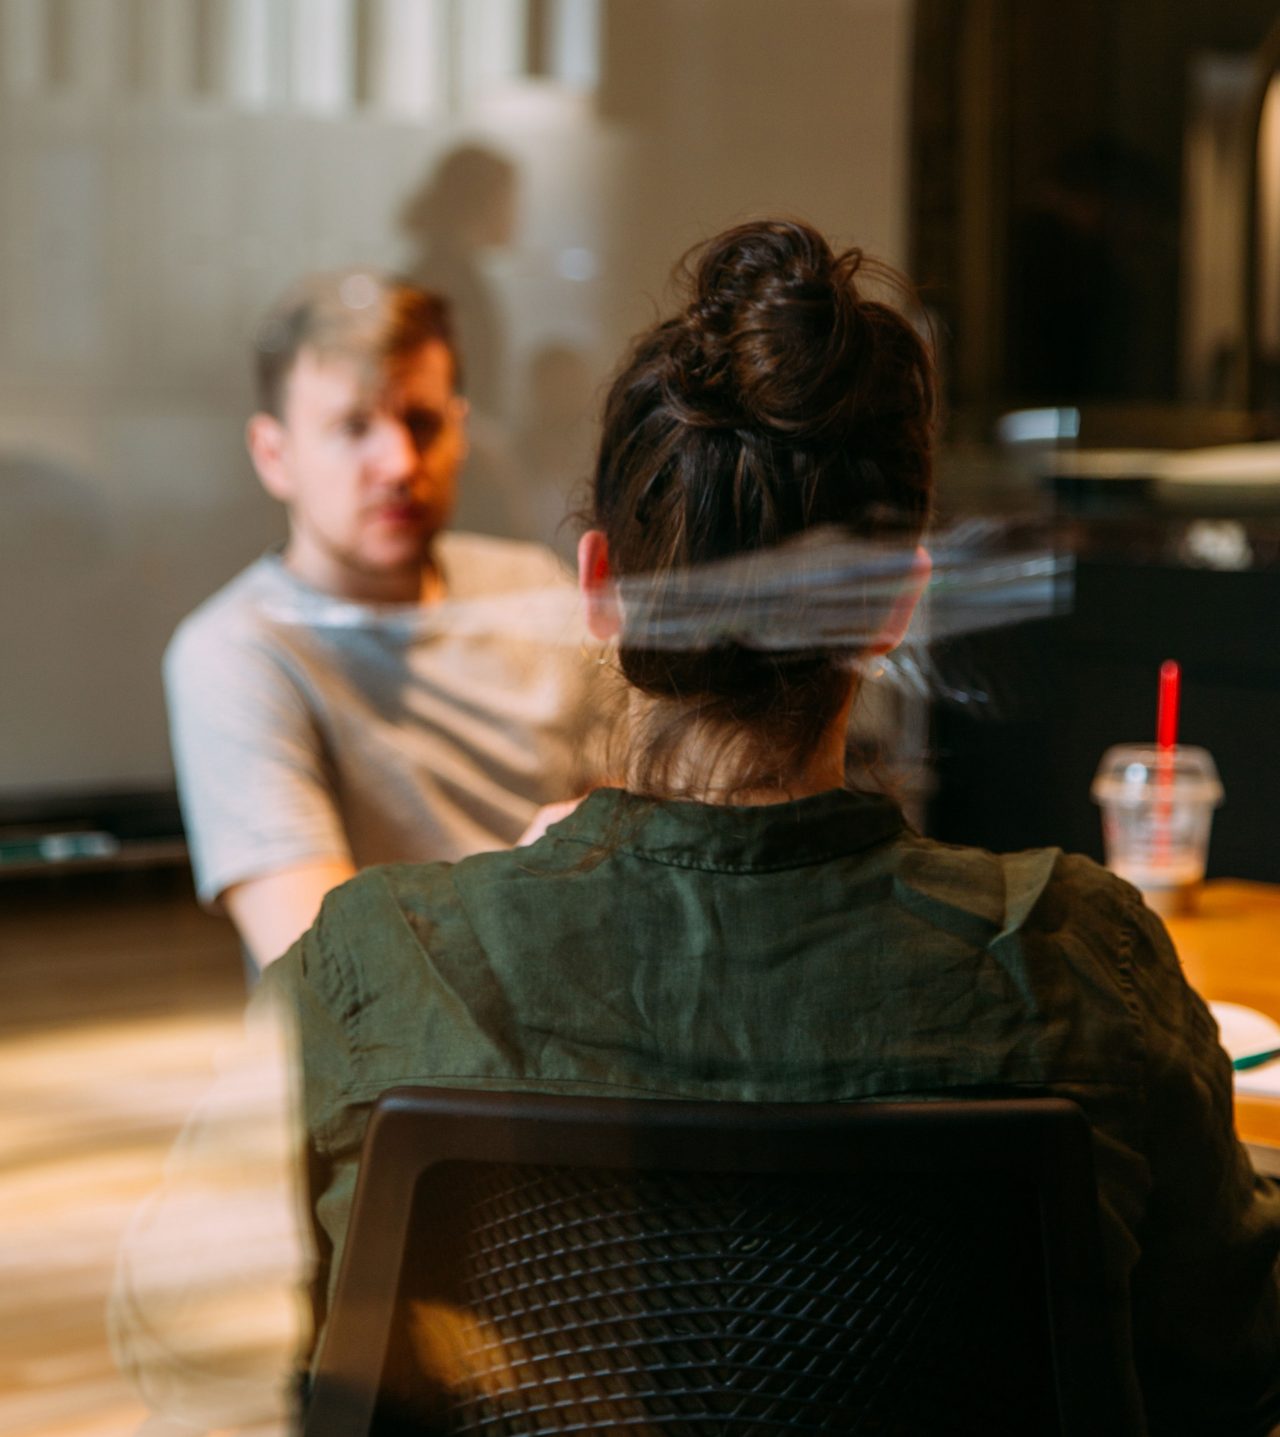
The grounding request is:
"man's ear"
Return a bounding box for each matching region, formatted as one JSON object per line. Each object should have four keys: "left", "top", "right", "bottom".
{"left": 868, "top": 545, "right": 931, "bottom": 655}
{"left": 246, "top": 413, "right": 293, "bottom": 503}
{"left": 578, "top": 529, "right": 621, "bottom": 641}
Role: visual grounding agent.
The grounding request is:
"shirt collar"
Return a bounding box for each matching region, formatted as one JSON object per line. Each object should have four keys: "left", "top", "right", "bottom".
{"left": 546, "top": 786, "right": 904, "bottom": 873}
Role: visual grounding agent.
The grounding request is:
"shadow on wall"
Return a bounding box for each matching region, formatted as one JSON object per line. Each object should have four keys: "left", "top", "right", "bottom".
{"left": 397, "top": 144, "right": 599, "bottom": 558}
{"left": 400, "top": 143, "right": 520, "bottom": 421}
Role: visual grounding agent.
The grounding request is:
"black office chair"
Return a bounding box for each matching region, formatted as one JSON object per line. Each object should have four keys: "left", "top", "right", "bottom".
{"left": 303, "top": 1088, "right": 1140, "bottom": 1437}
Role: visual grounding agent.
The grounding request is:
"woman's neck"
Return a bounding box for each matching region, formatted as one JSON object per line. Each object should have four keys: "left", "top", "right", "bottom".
{"left": 624, "top": 686, "right": 855, "bottom": 806}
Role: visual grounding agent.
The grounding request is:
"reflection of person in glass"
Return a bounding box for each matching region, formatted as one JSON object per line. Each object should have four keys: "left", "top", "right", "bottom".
{"left": 399, "top": 144, "right": 518, "bottom": 419}
{"left": 265, "top": 219, "right": 1280, "bottom": 1428}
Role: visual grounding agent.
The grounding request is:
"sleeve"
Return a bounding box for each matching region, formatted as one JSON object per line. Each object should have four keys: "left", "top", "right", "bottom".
{"left": 1119, "top": 892, "right": 1280, "bottom": 1435}
{"left": 164, "top": 616, "right": 352, "bottom": 906}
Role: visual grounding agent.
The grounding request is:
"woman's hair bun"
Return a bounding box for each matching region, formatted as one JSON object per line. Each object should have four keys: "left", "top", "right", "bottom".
{"left": 670, "top": 219, "right": 867, "bottom": 436}
{"left": 588, "top": 215, "right": 936, "bottom": 793}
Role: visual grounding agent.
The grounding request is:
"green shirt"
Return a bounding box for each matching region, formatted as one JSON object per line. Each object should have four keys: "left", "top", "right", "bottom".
{"left": 263, "top": 786, "right": 1280, "bottom": 1434}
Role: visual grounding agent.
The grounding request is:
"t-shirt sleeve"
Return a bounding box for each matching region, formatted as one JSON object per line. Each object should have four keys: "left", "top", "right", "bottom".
{"left": 1118, "top": 891, "right": 1280, "bottom": 1434}
{"left": 165, "top": 617, "right": 352, "bottom": 906}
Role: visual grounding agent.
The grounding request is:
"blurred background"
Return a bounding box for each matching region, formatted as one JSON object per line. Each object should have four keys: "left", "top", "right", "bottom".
{"left": 0, "top": 0, "right": 910, "bottom": 835}
{"left": 3, "top": 0, "right": 1280, "bottom": 874}
{"left": 3, "top": 2, "right": 1280, "bottom": 1432}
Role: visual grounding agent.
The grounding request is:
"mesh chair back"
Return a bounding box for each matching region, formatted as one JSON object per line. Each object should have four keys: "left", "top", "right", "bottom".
{"left": 305, "top": 1091, "right": 1139, "bottom": 1437}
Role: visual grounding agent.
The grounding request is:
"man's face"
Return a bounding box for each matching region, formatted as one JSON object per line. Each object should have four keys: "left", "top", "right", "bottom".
{"left": 250, "top": 339, "right": 466, "bottom": 599}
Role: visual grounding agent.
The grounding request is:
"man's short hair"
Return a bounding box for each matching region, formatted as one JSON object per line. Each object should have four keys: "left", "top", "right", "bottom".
{"left": 253, "top": 270, "right": 458, "bottom": 417}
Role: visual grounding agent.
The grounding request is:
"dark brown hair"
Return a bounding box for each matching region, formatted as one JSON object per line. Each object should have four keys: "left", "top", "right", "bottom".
{"left": 253, "top": 270, "right": 458, "bottom": 418}
{"left": 589, "top": 218, "right": 936, "bottom": 795}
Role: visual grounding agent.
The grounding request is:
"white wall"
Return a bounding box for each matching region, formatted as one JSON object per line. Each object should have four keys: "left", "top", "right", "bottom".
{"left": 597, "top": 0, "right": 915, "bottom": 345}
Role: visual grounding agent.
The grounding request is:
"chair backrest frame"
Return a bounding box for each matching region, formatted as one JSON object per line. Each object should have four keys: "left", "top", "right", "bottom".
{"left": 304, "top": 1088, "right": 1138, "bottom": 1437}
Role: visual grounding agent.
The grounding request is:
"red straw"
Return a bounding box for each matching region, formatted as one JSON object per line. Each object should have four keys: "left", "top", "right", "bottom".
{"left": 1154, "top": 660, "right": 1180, "bottom": 866}
{"left": 1157, "top": 660, "right": 1181, "bottom": 750}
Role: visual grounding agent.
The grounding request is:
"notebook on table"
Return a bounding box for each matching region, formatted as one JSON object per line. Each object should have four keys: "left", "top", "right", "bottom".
{"left": 1211, "top": 1002, "right": 1280, "bottom": 1178}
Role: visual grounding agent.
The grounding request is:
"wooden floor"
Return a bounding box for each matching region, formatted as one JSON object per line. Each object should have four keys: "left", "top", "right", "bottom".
{"left": 0, "top": 868, "right": 265, "bottom": 1437}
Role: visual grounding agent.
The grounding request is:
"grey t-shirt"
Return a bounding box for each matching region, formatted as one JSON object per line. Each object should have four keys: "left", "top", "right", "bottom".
{"left": 165, "top": 532, "right": 605, "bottom": 906}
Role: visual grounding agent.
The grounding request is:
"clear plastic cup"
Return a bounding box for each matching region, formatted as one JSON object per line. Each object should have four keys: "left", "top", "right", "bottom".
{"left": 1090, "top": 745, "right": 1224, "bottom": 915}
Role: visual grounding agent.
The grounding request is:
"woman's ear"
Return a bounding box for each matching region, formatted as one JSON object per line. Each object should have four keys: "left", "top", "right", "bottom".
{"left": 578, "top": 529, "right": 621, "bottom": 641}
{"left": 868, "top": 545, "right": 931, "bottom": 655}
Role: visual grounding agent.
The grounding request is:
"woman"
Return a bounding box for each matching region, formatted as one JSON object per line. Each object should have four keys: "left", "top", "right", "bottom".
{"left": 268, "top": 220, "right": 1280, "bottom": 1431}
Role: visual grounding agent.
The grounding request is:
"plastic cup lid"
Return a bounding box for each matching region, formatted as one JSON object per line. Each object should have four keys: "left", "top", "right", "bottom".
{"left": 1090, "top": 744, "right": 1224, "bottom": 806}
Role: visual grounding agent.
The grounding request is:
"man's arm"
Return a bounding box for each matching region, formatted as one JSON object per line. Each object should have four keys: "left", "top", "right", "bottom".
{"left": 165, "top": 616, "right": 356, "bottom": 951}
{"left": 224, "top": 859, "right": 356, "bottom": 970}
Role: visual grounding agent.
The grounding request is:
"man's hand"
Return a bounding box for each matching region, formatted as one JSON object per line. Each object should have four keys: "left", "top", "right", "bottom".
{"left": 515, "top": 797, "right": 586, "bottom": 847}
{"left": 222, "top": 860, "right": 356, "bottom": 969}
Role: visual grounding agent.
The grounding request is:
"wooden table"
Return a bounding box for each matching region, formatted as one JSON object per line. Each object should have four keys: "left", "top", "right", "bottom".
{"left": 1164, "top": 880, "right": 1280, "bottom": 1148}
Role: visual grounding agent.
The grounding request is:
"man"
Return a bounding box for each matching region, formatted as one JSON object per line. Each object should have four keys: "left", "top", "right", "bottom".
{"left": 165, "top": 271, "right": 600, "bottom": 967}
